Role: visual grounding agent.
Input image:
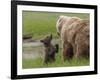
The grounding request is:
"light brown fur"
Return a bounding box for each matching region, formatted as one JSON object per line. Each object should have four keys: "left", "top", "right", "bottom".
{"left": 56, "top": 16, "right": 89, "bottom": 61}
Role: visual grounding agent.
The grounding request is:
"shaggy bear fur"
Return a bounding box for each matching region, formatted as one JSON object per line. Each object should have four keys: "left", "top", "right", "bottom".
{"left": 40, "top": 34, "right": 59, "bottom": 64}
{"left": 56, "top": 16, "right": 89, "bottom": 61}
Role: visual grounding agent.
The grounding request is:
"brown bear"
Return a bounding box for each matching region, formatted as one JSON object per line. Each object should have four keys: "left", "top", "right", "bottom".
{"left": 56, "top": 16, "right": 89, "bottom": 61}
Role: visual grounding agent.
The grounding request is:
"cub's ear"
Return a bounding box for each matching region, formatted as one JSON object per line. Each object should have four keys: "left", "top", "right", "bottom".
{"left": 50, "top": 34, "right": 52, "bottom": 40}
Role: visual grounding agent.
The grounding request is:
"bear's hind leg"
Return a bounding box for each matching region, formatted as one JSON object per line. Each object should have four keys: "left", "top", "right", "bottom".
{"left": 63, "top": 42, "right": 73, "bottom": 61}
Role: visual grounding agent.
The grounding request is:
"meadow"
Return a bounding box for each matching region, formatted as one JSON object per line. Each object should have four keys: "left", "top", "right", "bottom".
{"left": 22, "top": 11, "right": 90, "bottom": 69}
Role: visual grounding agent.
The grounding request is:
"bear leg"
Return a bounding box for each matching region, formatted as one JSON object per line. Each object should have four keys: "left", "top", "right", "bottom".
{"left": 63, "top": 42, "right": 73, "bottom": 61}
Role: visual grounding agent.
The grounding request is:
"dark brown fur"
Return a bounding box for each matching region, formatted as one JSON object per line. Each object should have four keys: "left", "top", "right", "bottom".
{"left": 40, "top": 34, "right": 59, "bottom": 64}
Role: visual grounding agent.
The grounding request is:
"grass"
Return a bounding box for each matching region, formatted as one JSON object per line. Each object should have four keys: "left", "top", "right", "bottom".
{"left": 22, "top": 11, "right": 90, "bottom": 69}
{"left": 22, "top": 52, "right": 89, "bottom": 69}
{"left": 22, "top": 11, "right": 89, "bottom": 40}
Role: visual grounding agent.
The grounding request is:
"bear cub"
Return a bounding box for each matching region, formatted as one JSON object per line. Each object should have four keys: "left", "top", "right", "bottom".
{"left": 40, "top": 34, "right": 59, "bottom": 64}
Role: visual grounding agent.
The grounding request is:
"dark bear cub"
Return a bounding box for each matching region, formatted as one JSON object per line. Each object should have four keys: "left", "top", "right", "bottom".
{"left": 40, "top": 34, "right": 59, "bottom": 64}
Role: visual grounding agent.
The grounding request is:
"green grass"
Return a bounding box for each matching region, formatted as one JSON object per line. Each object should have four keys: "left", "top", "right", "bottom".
{"left": 22, "top": 11, "right": 90, "bottom": 69}
{"left": 22, "top": 11, "right": 89, "bottom": 40}
{"left": 22, "top": 52, "right": 89, "bottom": 69}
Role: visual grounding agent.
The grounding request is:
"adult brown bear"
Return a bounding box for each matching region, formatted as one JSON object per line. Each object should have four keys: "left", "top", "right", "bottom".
{"left": 56, "top": 16, "right": 89, "bottom": 61}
